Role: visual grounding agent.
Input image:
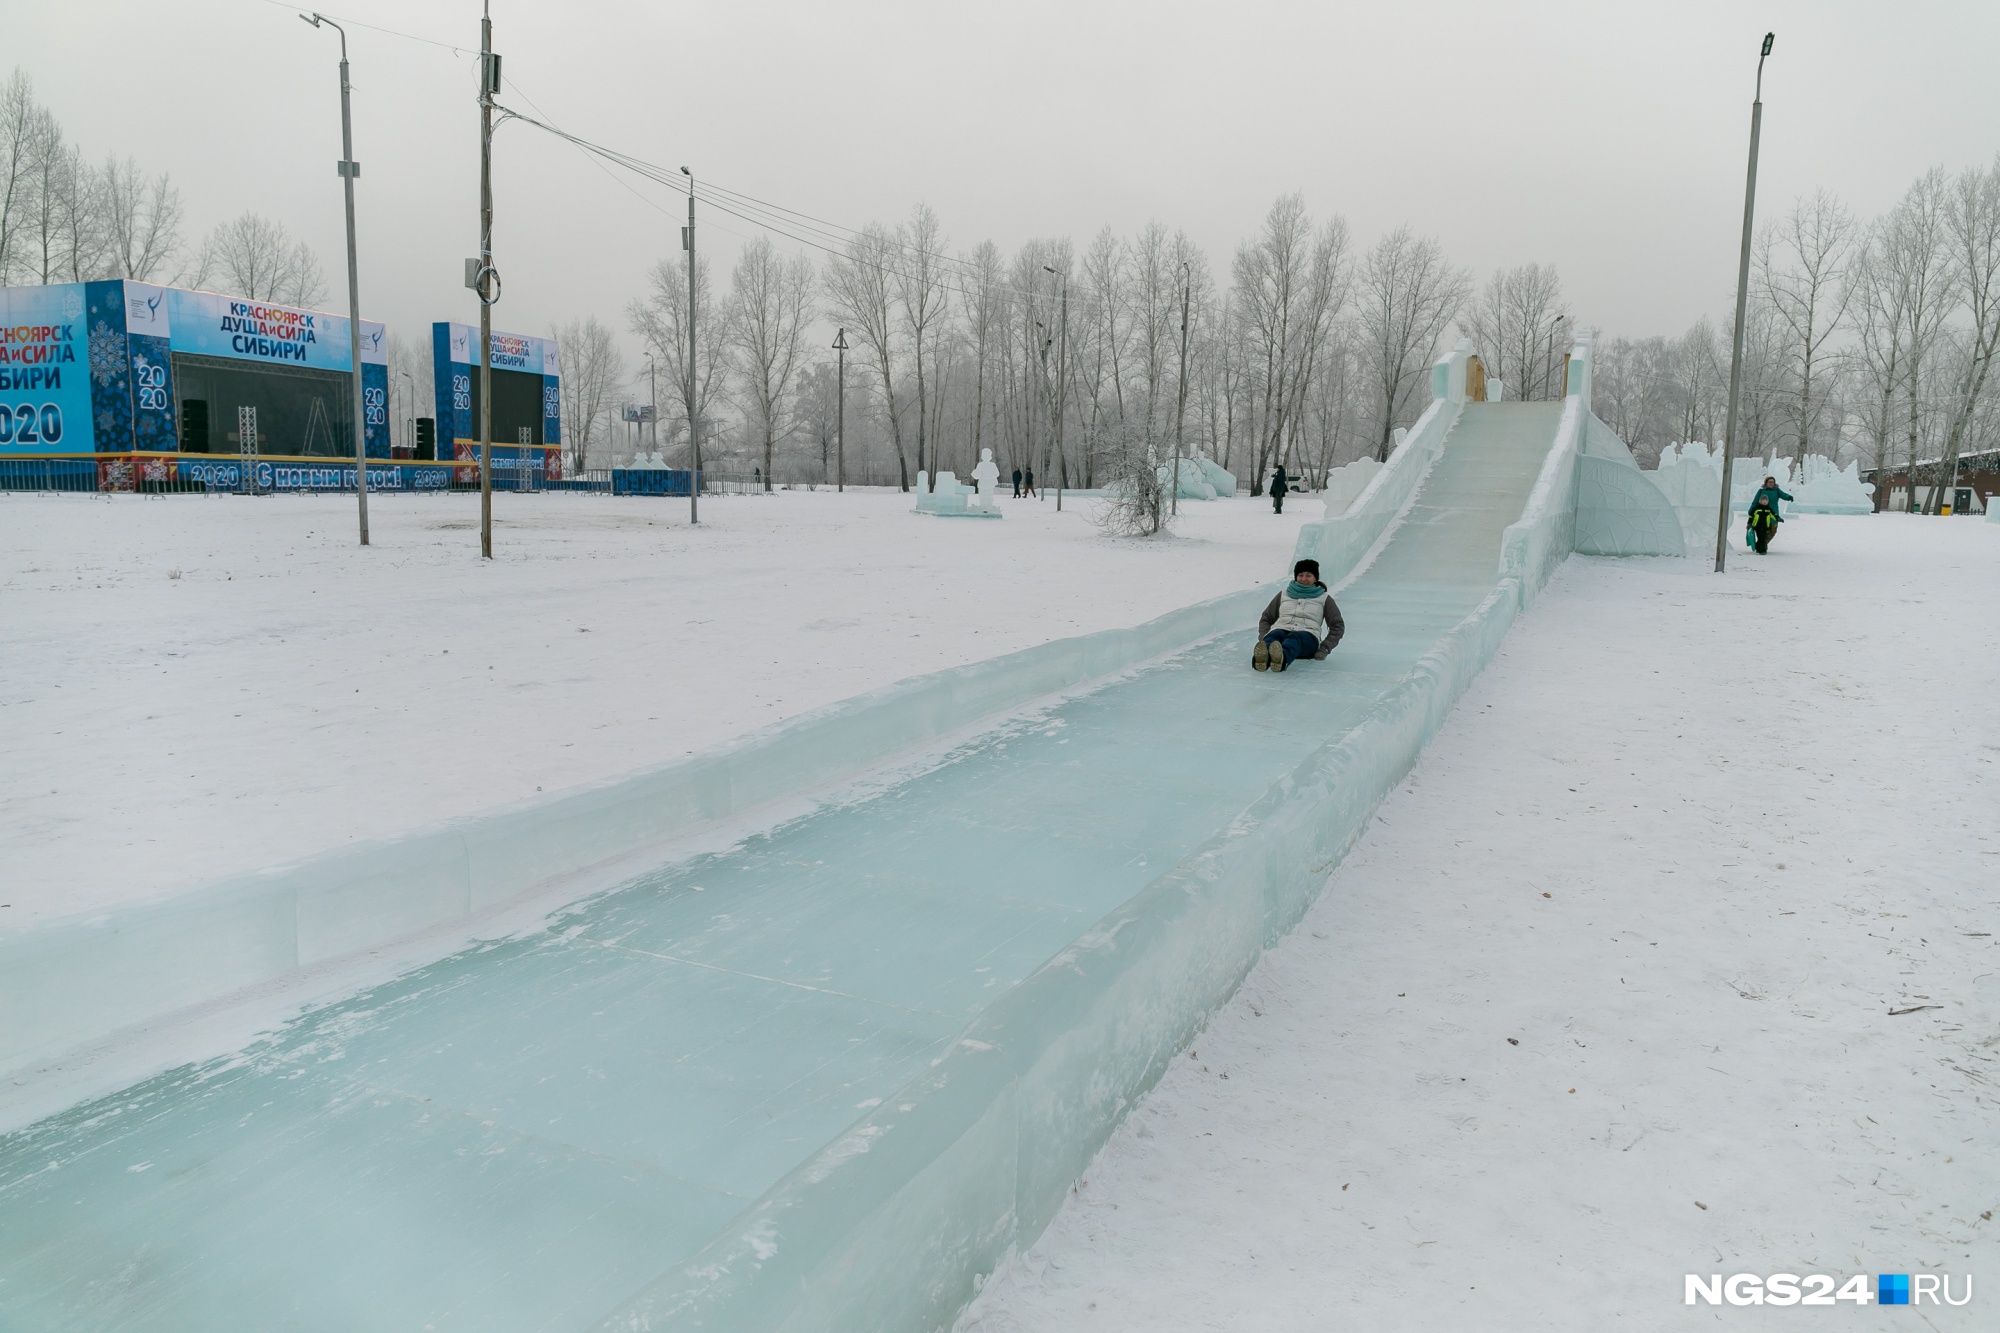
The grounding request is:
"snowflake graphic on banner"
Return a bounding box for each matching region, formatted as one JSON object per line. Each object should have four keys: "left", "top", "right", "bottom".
{"left": 89, "top": 320, "right": 126, "bottom": 389}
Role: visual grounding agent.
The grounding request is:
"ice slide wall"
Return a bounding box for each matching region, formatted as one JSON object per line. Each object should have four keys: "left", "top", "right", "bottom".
{"left": 0, "top": 588, "right": 1290, "bottom": 1094}
{"left": 592, "top": 338, "right": 1652, "bottom": 1332}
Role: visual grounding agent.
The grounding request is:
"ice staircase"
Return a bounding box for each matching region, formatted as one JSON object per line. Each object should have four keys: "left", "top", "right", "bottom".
{"left": 0, "top": 372, "right": 1592, "bottom": 1333}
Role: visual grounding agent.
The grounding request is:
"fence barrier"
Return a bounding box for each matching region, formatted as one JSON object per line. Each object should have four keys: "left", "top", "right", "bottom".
{"left": 0, "top": 455, "right": 778, "bottom": 498}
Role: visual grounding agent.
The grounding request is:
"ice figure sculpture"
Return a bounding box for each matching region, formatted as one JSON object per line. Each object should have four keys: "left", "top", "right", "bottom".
{"left": 971, "top": 449, "right": 999, "bottom": 495}
{"left": 969, "top": 449, "right": 1002, "bottom": 514}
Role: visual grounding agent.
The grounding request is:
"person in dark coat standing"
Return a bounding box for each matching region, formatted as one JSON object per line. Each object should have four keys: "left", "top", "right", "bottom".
{"left": 1024, "top": 466, "right": 1037, "bottom": 498}
{"left": 1270, "top": 465, "right": 1290, "bottom": 514}
{"left": 1012, "top": 466, "right": 1023, "bottom": 498}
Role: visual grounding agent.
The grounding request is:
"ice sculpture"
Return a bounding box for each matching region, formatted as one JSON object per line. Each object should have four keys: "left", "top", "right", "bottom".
{"left": 914, "top": 468, "right": 1000, "bottom": 518}
{"left": 1650, "top": 444, "right": 1873, "bottom": 549}
{"left": 970, "top": 448, "right": 1001, "bottom": 511}
{"left": 1573, "top": 415, "right": 1684, "bottom": 556}
{"left": 1149, "top": 455, "right": 1236, "bottom": 500}
{"left": 1318, "top": 457, "right": 1383, "bottom": 517}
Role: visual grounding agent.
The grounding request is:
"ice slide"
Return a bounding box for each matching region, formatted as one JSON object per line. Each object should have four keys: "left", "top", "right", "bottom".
{"left": 0, "top": 340, "right": 1667, "bottom": 1332}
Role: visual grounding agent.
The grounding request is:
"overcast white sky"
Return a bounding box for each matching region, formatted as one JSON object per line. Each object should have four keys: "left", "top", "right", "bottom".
{"left": 18, "top": 0, "right": 2000, "bottom": 356}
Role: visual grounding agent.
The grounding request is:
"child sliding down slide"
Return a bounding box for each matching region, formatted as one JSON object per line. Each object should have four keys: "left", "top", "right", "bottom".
{"left": 1253, "top": 558, "right": 1345, "bottom": 672}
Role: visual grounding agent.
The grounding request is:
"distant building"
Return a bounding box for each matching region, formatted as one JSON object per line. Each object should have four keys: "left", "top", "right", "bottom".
{"left": 0, "top": 278, "right": 386, "bottom": 456}
{"left": 431, "top": 322, "right": 562, "bottom": 484}
{"left": 0, "top": 281, "right": 562, "bottom": 494}
{"left": 1864, "top": 446, "right": 1999, "bottom": 514}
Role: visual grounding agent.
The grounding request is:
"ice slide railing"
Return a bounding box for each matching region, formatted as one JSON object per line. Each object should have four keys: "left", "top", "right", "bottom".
{"left": 1290, "top": 351, "right": 1469, "bottom": 572}
{"left": 1500, "top": 329, "right": 1684, "bottom": 601}
{"left": 0, "top": 584, "right": 1280, "bottom": 1092}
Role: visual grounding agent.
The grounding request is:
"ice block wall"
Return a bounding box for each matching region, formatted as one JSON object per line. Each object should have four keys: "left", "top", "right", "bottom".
{"left": 0, "top": 584, "right": 1275, "bottom": 1088}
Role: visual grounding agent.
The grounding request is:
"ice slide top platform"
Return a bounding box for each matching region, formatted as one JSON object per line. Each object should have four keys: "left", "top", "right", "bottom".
{"left": 0, "top": 346, "right": 1604, "bottom": 1333}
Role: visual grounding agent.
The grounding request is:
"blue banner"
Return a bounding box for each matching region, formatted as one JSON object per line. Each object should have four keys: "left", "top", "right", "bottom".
{"left": 0, "top": 282, "right": 93, "bottom": 454}
{"left": 175, "top": 459, "right": 456, "bottom": 492}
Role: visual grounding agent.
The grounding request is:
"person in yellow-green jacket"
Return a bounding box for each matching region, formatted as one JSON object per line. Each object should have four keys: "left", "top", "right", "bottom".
{"left": 1747, "top": 474, "right": 1793, "bottom": 554}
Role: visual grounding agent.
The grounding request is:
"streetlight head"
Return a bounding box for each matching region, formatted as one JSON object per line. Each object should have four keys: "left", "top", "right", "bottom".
{"left": 1761, "top": 32, "right": 1774, "bottom": 56}
{"left": 680, "top": 166, "right": 691, "bottom": 176}
{"left": 300, "top": 12, "right": 320, "bottom": 26}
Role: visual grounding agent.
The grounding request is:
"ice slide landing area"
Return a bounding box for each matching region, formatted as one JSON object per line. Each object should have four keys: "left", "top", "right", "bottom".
{"left": 1, "top": 389, "right": 1580, "bottom": 1330}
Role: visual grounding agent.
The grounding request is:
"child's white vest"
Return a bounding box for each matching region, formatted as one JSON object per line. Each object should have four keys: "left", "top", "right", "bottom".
{"left": 1272, "top": 589, "right": 1329, "bottom": 639}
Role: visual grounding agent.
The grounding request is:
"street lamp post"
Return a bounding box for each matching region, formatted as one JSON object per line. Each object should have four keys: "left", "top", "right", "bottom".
{"left": 833, "top": 328, "right": 849, "bottom": 492}
{"left": 1539, "top": 314, "right": 1567, "bottom": 400}
{"left": 1714, "top": 32, "right": 1776, "bottom": 574}
{"left": 399, "top": 369, "right": 415, "bottom": 456}
{"left": 680, "top": 166, "right": 698, "bottom": 525}
{"left": 1042, "top": 265, "right": 1069, "bottom": 495}
{"left": 301, "top": 12, "right": 369, "bottom": 546}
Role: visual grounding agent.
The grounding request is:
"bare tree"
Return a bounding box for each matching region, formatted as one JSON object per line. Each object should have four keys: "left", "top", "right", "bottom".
{"left": 1468, "top": 263, "right": 1566, "bottom": 400}
{"left": 1133, "top": 222, "right": 1180, "bottom": 440}
{"left": 727, "top": 237, "right": 815, "bottom": 489}
{"left": 1927, "top": 154, "right": 2000, "bottom": 511}
{"left": 0, "top": 71, "right": 44, "bottom": 284}
{"left": 826, "top": 223, "right": 908, "bottom": 488}
{"left": 895, "top": 204, "right": 948, "bottom": 486}
{"left": 1758, "top": 190, "right": 1857, "bottom": 466}
{"left": 1359, "top": 226, "right": 1470, "bottom": 460}
{"left": 15, "top": 107, "right": 104, "bottom": 285}
{"left": 794, "top": 359, "right": 841, "bottom": 484}
{"left": 1080, "top": 226, "right": 1130, "bottom": 441}
{"left": 554, "top": 315, "right": 624, "bottom": 475}
{"left": 98, "top": 155, "right": 182, "bottom": 281}
{"left": 961, "top": 239, "right": 1004, "bottom": 476}
{"left": 629, "top": 251, "right": 726, "bottom": 468}
{"left": 1233, "top": 194, "right": 1354, "bottom": 486}
{"left": 384, "top": 329, "right": 431, "bottom": 453}
{"left": 1875, "top": 170, "right": 1956, "bottom": 501}
{"left": 191, "top": 212, "right": 326, "bottom": 305}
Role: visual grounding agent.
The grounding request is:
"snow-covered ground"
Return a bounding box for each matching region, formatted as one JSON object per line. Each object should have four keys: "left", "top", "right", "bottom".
{"left": 960, "top": 515, "right": 2000, "bottom": 1331}
{"left": 0, "top": 488, "right": 1307, "bottom": 924}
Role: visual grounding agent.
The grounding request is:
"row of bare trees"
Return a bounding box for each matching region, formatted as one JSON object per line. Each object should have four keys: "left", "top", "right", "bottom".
{"left": 0, "top": 70, "right": 325, "bottom": 304}
{"left": 1593, "top": 157, "right": 2000, "bottom": 510}
{"left": 620, "top": 196, "right": 1478, "bottom": 494}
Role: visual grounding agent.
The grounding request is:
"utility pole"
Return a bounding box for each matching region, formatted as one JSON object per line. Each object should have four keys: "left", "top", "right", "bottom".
{"left": 1172, "top": 260, "right": 1192, "bottom": 518}
{"left": 1043, "top": 266, "right": 1069, "bottom": 489}
{"left": 833, "top": 328, "right": 849, "bottom": 492}
{"left": 475, "top": 2, "right": 500, "bottom": 558}
{"left": 1715, "top": 32, "right": 1775, "bottom": 574}
{"left": 1539, "top": 314, "right": 1566, "bottom": 400}
{"left": 302, "top": 13, "right": 369, "bottom": 545}
{"left": 643, "top": 351, "right": 658, "bottom": 457}
{"left": 1037, "top": 321, "right": 1054, "bottom": 494}
{"left": 680, "top": 166, "right": 699, "bottom": 525}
